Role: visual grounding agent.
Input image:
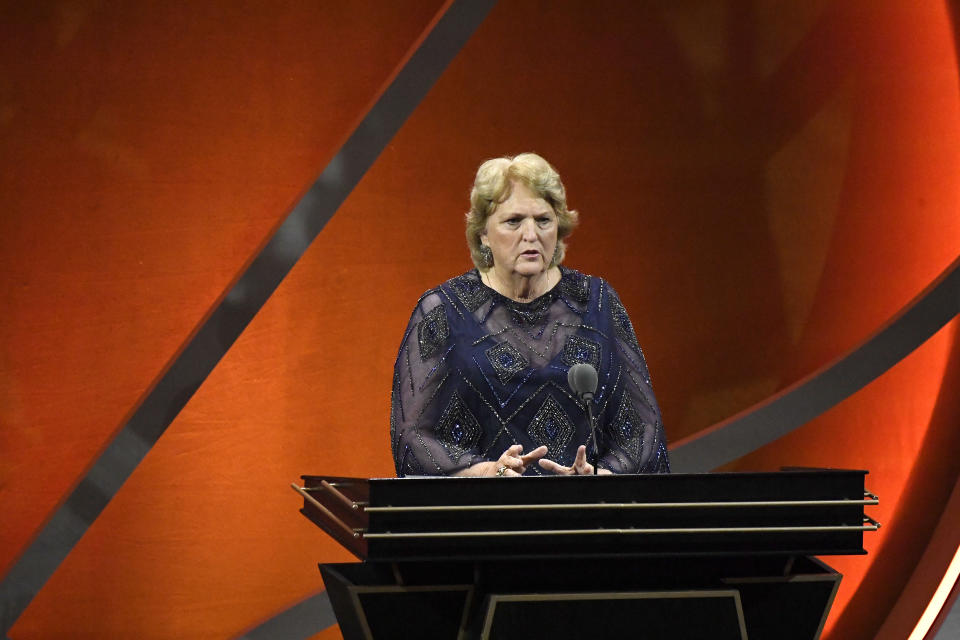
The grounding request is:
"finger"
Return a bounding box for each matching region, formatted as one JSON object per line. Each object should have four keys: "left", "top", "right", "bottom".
{"left": 520, "top": 445, "right": 548, "bottom": 465}
{"left": 573, "top": 445, "right": 595, "bottom": 475}
{"left": 573, "top": 445, "right": 588, "bottom": 467}
{"left": 538, "top": 458, "right": 573, "bottom": 475}
{"left": 492, "top": 463, "right": 522, "bottom": 477}
{"left": 498, "top": 445, "right": 524, "bottom": 469}
{"left": 508, "top": 459, "right": 527, "bottom": 475}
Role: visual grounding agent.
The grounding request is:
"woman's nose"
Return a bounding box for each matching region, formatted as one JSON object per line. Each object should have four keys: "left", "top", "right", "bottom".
{"left": 521, "top": 219, "right": 537, "bottom": 239}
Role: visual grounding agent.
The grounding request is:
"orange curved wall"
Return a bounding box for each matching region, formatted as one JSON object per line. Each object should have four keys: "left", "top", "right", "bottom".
{"left": 2, "top": 1, "right": 959, "bottom": 638}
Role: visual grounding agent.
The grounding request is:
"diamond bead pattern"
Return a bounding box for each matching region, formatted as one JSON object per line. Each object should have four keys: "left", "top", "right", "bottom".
{"left": 611, "top": 395, "right": 645, "bottom": 462}
{"left": 560, "top": 270, "right": 591, "bottom": 306}
{"left": 561, "top": 334, "right": 601, "bottom": 369}
{"left": 485, "top": 341, "right": 529, "bottom": 384}
{"left": 609, "top": 293, "right": 640, "bottom": 350}
{"left": 435, "top": 392, "right": 482, "bottom": 462}
{"left": 528, "top": 395, "right": 575, "bottom": 461}
{"left": 417, "top": 304, "right": 450, "bottom": 360}
{"left": 449, "top": 272, "right": 492, "bottom": 312}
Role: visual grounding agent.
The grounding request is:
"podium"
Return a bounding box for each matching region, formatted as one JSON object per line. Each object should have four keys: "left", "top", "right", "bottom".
{"left": 293, "top": 470, "right": 879, "bottom": 639}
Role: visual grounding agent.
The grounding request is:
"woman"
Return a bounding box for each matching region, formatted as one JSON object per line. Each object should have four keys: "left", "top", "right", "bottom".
{"left": 390, "top": 153, "right": 669, "bottom": 477}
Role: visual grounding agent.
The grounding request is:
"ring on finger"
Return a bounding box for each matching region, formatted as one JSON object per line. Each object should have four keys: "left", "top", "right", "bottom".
{"left": 496, "top": 465, "right": 507, "bottom": 477}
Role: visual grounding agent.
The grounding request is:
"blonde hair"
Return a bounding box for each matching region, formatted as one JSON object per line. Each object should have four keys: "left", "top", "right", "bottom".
{"left": 465, "top": 153, "right": 578, "bottom": 270}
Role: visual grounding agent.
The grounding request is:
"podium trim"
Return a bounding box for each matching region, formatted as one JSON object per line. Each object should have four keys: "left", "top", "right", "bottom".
{"left": 363, "top": 523, "right": 878, "bottom": 539}
{"left": 364, "top": 498, "right": 878, "bottom": 512}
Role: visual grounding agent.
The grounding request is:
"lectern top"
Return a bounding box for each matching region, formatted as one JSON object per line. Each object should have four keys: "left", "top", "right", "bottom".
{"left": 294, "top": 470, "right": 878, "bottom": 562}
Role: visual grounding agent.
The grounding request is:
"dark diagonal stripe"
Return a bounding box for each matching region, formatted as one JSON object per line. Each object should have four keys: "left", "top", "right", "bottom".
{"left": 670, "top": 254, "right": 960, "bottom": 473}
{"left": 0, "top": 0, "right": 498, "bottom": 634}
{"left": 233, "top": 591, "right": 336, "bottom": 640}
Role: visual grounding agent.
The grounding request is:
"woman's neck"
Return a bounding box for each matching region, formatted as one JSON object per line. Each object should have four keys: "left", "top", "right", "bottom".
{"left": 481, "top": 266, "right": 560, "bottom": 302}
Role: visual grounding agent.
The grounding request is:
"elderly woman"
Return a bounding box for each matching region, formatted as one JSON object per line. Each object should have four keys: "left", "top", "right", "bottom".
{"left": 390, "top": 153, "right": 669, "bottom": 477}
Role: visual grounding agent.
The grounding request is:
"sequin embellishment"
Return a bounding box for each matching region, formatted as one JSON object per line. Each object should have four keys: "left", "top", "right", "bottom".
{"left": 560, "top": 270, "right": 591, "bottom": 306}
{"left": 609, "top": 293, "right": 640, "bottom": 350}
{"left": 400, "top": 445, "right": 424, "bottom": 476}
{"left": 507, "top": 294, "right": 552, "bottom": 326}
{"left": 561, "top": 334, "right": 601, "bottom": 369}
{"left": 417, "top": 304, "right": 450, "bottom": 360}
{"left": 528, "top": 395, "right": 575, "bottom": 461}
{"left": 435, "top": 392, "right": 482, "bottom": 462}
{"left": 485, "top": 341, "right": 529, "bottom": 384}
{"left": 449, "top": 272, "right": 492, "bottom": 312}
{"left": 611, "top": 395, "right": 645, "bottom": 462}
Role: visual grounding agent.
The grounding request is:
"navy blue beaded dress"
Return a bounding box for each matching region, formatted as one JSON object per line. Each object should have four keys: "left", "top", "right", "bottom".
{"left": 390, "top": 267, "right": 670, "bottom": 476}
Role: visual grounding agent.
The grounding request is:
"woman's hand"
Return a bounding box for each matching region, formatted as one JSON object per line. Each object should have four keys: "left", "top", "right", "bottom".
{"left": 454, "top": 445, "right": 548, "bottom": 477}
{"left": 539, "top": 445, "right": 612, "bottom": 475}
{"left": 492, "top": 444, "right": 548, "bottom": 476}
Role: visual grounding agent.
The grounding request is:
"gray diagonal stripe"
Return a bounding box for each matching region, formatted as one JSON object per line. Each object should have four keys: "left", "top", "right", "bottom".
{"left": 934, "top": 582, "right": 960, "bottom": 640}
{"left": 0, "top": 0, "right": 498, "bottom": 634}
{"left": 233, "top": 591, "right": 336, "bottom": 640}
{"left": 670, "top": 255, "right": 960, "bottom": 472}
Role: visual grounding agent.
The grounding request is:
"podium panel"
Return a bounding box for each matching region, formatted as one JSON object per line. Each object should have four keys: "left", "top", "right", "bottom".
{"left": 320, "top": 555, "right": 840, "bottom": 639}
{"left": 483, "top": 590, "right": 747, "bottom": 640}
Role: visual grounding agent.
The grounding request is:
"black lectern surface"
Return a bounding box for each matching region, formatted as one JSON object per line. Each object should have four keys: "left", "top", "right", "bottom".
{"left": 293, "top": 470, "right": 879, "bottom": 639}
{"left": 295, "top": 469, "right": 877, "bottom": 560}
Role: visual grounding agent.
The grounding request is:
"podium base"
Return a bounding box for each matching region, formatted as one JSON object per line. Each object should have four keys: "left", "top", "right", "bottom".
{"left": 320, "top": 554, "right": 840, "bottom": 640}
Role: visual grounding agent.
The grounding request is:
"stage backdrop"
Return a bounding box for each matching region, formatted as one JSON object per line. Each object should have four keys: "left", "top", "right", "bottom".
{"left": 2, "top": 1, "right": 959, "bottom": 638}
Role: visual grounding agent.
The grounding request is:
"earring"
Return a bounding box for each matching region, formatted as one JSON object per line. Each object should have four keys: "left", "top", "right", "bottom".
{"left": 479, "top": 245, "right": 494, "bottom": 268}
{"left": 551, "top": 244, "right": 561, "bottom": 266}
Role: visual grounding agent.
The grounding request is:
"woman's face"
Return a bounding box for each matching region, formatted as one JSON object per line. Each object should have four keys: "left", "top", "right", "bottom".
{"left": 481, "top": 180, "right": 558, "bottom": 278}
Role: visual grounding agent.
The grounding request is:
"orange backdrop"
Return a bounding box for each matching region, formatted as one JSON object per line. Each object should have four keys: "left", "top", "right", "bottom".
{"left": 2, "top": 1, "right": 959, "bottom": 638}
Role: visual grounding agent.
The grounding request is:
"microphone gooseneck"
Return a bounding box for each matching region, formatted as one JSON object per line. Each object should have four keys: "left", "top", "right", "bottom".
{"left": 567, "top": 363, "right": 599, "bottom": 474}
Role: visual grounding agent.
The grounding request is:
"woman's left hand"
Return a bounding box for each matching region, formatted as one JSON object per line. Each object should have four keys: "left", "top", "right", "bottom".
{"left": 538, "top": 445, "right": 612, "bottom": 475}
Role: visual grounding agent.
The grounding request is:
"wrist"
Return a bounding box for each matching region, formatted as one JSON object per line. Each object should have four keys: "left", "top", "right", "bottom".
{"left": 454, "top": 461, "right": 499, "bottom": 477}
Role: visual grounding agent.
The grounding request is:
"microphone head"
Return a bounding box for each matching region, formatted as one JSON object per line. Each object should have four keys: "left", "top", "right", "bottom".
{"left": 567, "top": 363, "right": 598, "bottom": 399}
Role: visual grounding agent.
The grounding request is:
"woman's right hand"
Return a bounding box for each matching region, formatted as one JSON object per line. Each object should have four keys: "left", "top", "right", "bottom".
{"left": 492, "top": 444, "right": 548, "bottom": 477}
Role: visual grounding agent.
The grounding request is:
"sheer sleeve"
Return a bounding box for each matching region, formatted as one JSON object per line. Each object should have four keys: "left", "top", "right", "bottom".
{"left": 390, "top": 291, "right": 486, "bottom": 476}
{"left": 597, "top": 285, "right": 670, "bottom": 474}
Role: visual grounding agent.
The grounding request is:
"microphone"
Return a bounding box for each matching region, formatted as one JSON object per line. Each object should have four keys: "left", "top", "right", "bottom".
{"left": 567, "top": 363, "right": 598, "bottom": 401}
{"left": 567, "top": 363, "right": 599, "bottom": 474}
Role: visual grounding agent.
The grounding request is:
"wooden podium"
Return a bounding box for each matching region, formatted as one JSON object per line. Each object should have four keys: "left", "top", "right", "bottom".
{"left": 293, "top": 470, "right": 879, "bottom": 639}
